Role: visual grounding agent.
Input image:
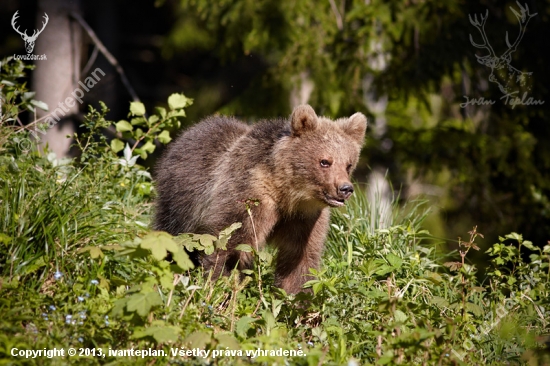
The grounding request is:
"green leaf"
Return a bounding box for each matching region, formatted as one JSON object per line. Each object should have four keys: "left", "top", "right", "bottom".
{"left": 155, "top": 106, "right": 167, "bottom": 119}
{"left": 30, "top": 99, "right": 48, "bottom": 111}
{"left": 167, "top": 109, "right": 186, "bottom": 118}
{"left": 216, "top": 222, "right": 242, "bottom": 250}
{"left": 195, "top": 234, "right": 217, "bottom": 254}
{"left": 131, "top": 117, "right": 147, "bottom": 126}
{"left": 78, "top": 246, "right": 104, "bottom": 259}
{"left": 21, "top": 257, "right": 46, "bottom": 275}
{"left": 424, "top": 271, "right": 443, "bottom": 284}
{"left": 116, "top": 120, "right": 133, "bottom": 132}
{"left": 140, "top": 231, "right": 179, "bottom": 261}
{"left": 134, "top": 128, "right": 144, "bottom": 139}
{"left": 111, "top": 138, "right": 125, "bottom": 153}
{"left": 0, "top": 233, "right": 12, "bottom": 244}
{"left": 159, "top": 270, "right": 174, "bottom": 289}
{"left": 219, "top": 222, "right": 242, "bottom": 238}
{"left": 136, "top": 148, "right": 147, "bottom": 160}
{"left": 272, "top": 298, "right": 284, "bottom": 318}
{"left": 522, "top": 241, "right": 536, "bottom": 251}
{"left": 126, "top": 292, "right": 163, "bottom": 317}
{"left": 215, "top": 333, "right": 241, "bottom": 349}
{"left": 312, "top": 282, "right": 323, "bottom": 295}
{"left": 386, "top": 253, "right": 403, "bottom": 269}
{"left": 326, "top": 283, "right": 337, "bottom": 294}
{"left": 235, "top": 244, "right": 253, "bottom": 253}
{"left": 0, "top": 79, "right": 15, "bottom": 86}
{"left": 142, "top": 140, "right": 156, "bottom": 154}
{"left": 375, "top": 264, "right": 393, "bottom": 276}
{"left": 22, "top": 91, "right": 35, "bottom": 101}
{"left": 157, "top": 130, "right": 172, "bottom": 144}
{"left": 366, "top": 288, "right": 388, "bottom": 299}
{"left": 130, "top": 101, "right": 146, "bottom": 116}
{"left": 168, "top": 93, "right": 189, "bottom": 110}
{"left": 184, "top": 331, "right": 211, "bottom": 349}
{"left": 430, "top": 296, "right": 449, "bottom": 308}
{"left": 175, "top": 234, "right": 199, "bottom": 251}
{"left": 198, "top": 234, "right": 216, "bottom": 247}
{"left": 90, "top": 247, "right": 103, "bottom": 259}
{"left": 172, "top": 250, "right": 195, "bottom": 271}
{"left": 258, "top": 250, "right": 272, "bottom": 263}
{"left": 261, "top": 309, "right": 277, "bottom": 332}
{"left": 505, "top": 232, "right": 522, "bottom": 241}
{"left": 110, "top": 298, "right": 127, "bottom": 318}
{"left": 377, "top": 352, "right": 395, "bottom": 365}
{"left": 132, "top": 324, "right": 181, "bottom": 343}
{"left": 302, "top": 279, "right": 318, "bottom": 288}
{"left": 358, "top": 261, "right": 378, "bottom": 277}
{"left": 236, "top": 316, "right": 256, "bottom": 338}
{"left": 148, "top": 115, "right": 159, "bottom": 125}
{"left": 465, "top": 302, "right": 484, "bottom": 316}
{"left": 394, "top": 310, "right": 407, "bottom": 323}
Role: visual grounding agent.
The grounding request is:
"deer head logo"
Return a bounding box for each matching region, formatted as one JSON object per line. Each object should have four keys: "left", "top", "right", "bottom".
{"left": 469, "top": 2, "right": 537, "bottom": 96}
{"left": 11, "top": 11, "right": 49, "bottom": 54}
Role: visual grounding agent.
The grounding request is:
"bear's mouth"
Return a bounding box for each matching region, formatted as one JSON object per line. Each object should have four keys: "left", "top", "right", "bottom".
{"left": 323, "top": 193, "right": 345, "bottom": 207}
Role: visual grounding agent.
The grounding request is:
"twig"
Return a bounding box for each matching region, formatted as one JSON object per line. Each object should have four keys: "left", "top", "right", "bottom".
{"left": 81, "top": 46, "right": 99, "bottom": 76}
{"left": 179, "top": 287, "right": 197, "bottom": 319}
{"left": 244, "top": 202, "right": 266, "bottom": 315}
{"left": 328, "top": 0, "right": 344, "bottom": 30}
{"left": 521, "top": 293, "right": 547, "bottom": 327}
{"left": 230, "top": 274, "right": 250, "bottom": 332}
{"left": 69, "top": 11, "right": 141, "bottom": 103}
{"left": 130, "top": 118, "right": 163, "bottom": 152}
{"left": 166, "top": 274, "right": 180, "bottom": 308}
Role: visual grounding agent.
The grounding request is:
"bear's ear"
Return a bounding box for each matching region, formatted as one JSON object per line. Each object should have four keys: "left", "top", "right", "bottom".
{"left": 339, "top": 112, "right": 367, "bottom": 146}
{"left": 291, "top": 104, "right": 318, "bottom": 136}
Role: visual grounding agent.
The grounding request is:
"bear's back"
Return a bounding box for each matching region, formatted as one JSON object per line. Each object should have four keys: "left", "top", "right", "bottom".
{"left": 153, "top": 116, "right": 251, "bottom": 234}
{"left": 174, "top": 116, "right": 249, "bottom": 167}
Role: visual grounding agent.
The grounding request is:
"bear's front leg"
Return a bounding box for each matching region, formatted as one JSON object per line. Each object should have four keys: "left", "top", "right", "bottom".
{"left": 201, "top": 198, "right": 279, "bottom": 280}
{"left": 200, "top": 221, "right": 257, "bottom": 280}
{"left": 271, "top": 208, "right": 330, "bottom": 294}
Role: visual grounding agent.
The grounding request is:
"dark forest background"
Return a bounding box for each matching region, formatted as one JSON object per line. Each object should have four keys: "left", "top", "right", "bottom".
{"left": 1, "top": 0, "right": 549, "bottom": 256}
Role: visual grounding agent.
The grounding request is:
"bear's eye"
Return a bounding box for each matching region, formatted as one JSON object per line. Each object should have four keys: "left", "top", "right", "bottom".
{"left": 320, "top": 159, "right": 331, "bottom": 168}
{"left": 346, "top": 164, "right": 352, "bottom": 173}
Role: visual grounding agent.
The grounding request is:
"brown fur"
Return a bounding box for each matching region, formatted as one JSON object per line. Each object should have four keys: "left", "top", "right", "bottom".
{"left": 153, "top": 105, "right": 367, "bottom": 294}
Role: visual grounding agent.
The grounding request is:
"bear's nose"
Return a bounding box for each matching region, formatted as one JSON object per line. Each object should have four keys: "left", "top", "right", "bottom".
{"left": 338, "top": 183, "right": 354, "bottom": 197}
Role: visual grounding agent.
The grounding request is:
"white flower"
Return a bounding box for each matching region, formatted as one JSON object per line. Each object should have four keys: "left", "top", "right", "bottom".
{"left": 118, "top": 144, "right": 139, "bottom": 168}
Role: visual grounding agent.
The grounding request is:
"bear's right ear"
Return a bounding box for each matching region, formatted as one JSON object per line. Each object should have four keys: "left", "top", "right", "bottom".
{"left": 291, "top": 104, "right": 318, "bottom": 136}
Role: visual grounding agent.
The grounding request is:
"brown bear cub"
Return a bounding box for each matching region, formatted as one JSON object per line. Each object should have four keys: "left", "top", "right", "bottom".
{"left": 153, "top": 105, "right": 367, "bottom": 294}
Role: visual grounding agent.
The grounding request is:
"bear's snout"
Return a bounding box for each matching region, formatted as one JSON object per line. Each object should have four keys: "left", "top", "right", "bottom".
{"left": 338, "top": 183, "right": 354, "bottom": 199}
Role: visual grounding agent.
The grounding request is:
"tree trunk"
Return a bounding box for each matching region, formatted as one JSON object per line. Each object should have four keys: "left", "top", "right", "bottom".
{"left": 32, "top": 0, "right": 82, "bottom": 158}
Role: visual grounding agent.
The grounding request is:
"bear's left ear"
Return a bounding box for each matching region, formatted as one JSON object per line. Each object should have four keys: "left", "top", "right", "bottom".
{"left": 291, "top": 104, "right": 318, "bottom": 136}
{"left": 339, "top": 113, "right": 367, "bottom": 146}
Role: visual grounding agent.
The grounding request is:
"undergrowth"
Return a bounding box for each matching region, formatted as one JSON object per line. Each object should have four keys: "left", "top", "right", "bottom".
{"left": 1, "top": 57, "right": 549, "bottom": 365}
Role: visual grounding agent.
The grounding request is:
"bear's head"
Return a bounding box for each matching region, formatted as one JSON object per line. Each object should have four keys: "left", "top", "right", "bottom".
{"left": 275, "top": 104, "right": 367, "bottom": 212}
